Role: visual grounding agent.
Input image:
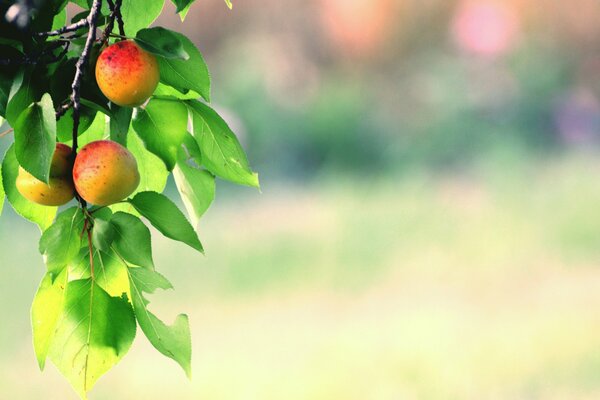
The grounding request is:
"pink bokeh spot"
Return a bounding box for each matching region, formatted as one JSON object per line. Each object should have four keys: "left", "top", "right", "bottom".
{"left": 452, "top": 1, "right": 519, "bottom": 57}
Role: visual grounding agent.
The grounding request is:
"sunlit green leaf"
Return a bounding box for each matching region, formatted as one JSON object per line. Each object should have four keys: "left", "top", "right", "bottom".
{"left": 111, "top": 212, "right": 154, "bottom": 270}
{"left": 135, "top": 27, "right": 189, "bottom": 60}
{"left": 120, "top": 0, "right": 165, "bottom": 35}
{"left": 14, "top": 93, "right": 56, "bottom": 183}
{"left": 129, "top": 191, "right": 203, "bottom": 252}
{"left": 187, "top": 100, "right": 259, "bottom": 187}
{"left": 31, "top": 268, "right": 68, "bottom": 370}
{"left": 128, "top": 267, "right": 191, "bottom": 377}
{"left": 132, "top": 98, "right": 188, "bottom": 170}
{"left": 39, "top": 207, "right": 85, "bottom": 275}
{"left": 173, "top": 150, "right": 215, "bottom": 227}
{"left": 48, "top": 279, "right": 136, "bottom": 398}
{"left": 157, "top": 32, "right": 210, "bottom": 102}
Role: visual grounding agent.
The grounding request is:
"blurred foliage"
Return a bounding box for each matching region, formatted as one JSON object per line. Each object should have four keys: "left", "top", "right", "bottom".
{"left": 158, "top": 0, "right": 600, "bottom": 179}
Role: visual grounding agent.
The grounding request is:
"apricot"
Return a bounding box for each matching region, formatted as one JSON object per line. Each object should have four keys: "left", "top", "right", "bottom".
{"left": 95, "top": 40, "right": 159, "bottom": 107}
{"left": 73, "top": 140, "right": 140, "bottom": 206}
{"left": 16, "top": 143, "right": 75, "bottom": 206}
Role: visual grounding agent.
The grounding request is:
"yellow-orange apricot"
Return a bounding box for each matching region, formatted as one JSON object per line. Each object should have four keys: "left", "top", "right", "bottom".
{"left": 95, "top": 40, "right": 159, "bottom": 107}
{"left": 73, "top": 140, "right": 140, "bottom": 206}
{"left": 16, "top": 143, "right": 75, "bottom": 206}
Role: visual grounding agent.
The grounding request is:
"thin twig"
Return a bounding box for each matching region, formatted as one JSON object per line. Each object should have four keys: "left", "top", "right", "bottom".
{"left": 37, "top": 19, "right": 90, "bottom": 37}
{"left": 99, "top": 0, "right": 117, "bottom": 45}
{"left": 0, "top": 40, "right": 68, "bottom": 66}
{"left": 114, "top": 0, "right": 125, "bottom": 37}
{"left": 55, "top": 101, "right": 73, "bottom": 120}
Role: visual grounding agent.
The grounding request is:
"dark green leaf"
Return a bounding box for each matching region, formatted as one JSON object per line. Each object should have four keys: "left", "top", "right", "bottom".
{"left": 157, "top": 32, "right": 210, "bottom": 102}
{"left": 2, "top": 145, "right": 57, "bottom": 230}
{"left": 129, "top": 191, "right": 203, "bottom": 252}
{"left": 14, "top": 93, "right": 56, "bottom": 183}
{"left": 187, "top": 100, "right": 259, "bottom": 187}
{"left": 128, "top": 267, "right": 191, "bottom": 377}
{"left": 132, "top": 98, "right": 188, "bottom": 170}
{"left": 32, "top": 268, "right": 68, "bottom": 370}
{"left": 0, "top": 72, "right": 14, "bottom": 117}
{"left": 48, "top": 279, "right": 136, "bottom": 398}
{"left": 111, "top": 212, "right": 154, "bottom": 270}
{"left": 135, "top": 27, "right": 189, "bottom": 60}
{"left": 39, "top": 207, "right": 85, "bottom": 275}
{"left": 56, "top": 106, "right": 97, "bottom": 142}
{"left": 5, "top": 70, "right": 36, "bottom": 126}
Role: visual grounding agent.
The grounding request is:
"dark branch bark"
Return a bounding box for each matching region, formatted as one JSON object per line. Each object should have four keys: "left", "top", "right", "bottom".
{"left": 70, "top": 0, "right": 103, "bottom": 209}
{"left": 70, "top": 0, "right": 102, "bottom": 156}
{"left": 37, "top": 19, "right": 89, "bottom": 37}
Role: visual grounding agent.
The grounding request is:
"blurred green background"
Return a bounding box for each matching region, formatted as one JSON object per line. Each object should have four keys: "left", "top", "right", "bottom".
{"left": 4, "top": 0, "right": 600, "bottom": 398}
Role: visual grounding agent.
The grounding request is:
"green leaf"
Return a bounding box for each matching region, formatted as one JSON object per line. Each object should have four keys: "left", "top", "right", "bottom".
{"left": 187, "top": 100, "right": 259, "bottom": 187}
{"left": 173, "top": 153, "right": 215, "bottom": 227}
{"left": 0, "top": 71, "right": 15, "bottom": 117}
{"left": 132, "top": 98, "right": 188, "bottom": 171}
{"left": 39, "top": 207, "right": 85, "bottom": 275}
{"left": 96, "top": 250, "right": 131, "bottom": 298}
{"left": 31, "top": 268, "right": 68, "bottom": 371}
{"left": 153, "top": 83, "right": 200, "bottom": 100}
{"left": 135, "top": 27, "right": 189, "bottom": 60}
{"left": 14, "top": 93, "right": 57, "bottom": 183}
{"left": 128, "top": 191, "right": 203, "bottom": 252}
{"left": 120, "top": 0, "right": 165, "bottom": 35}
{"left": 68, "top": 248, "right": 131, "bottom": 299}
{"left": 108, "top": 105, "right": 132, "bottom": 146}
{"left": 127, "top": 129, "right": 169, "bottom": 195}
{"left": 128, "top": 267, "right": 191, "bottom": 377}
{"left": 92, "top": 218, "right": 115, "bottom": 253}
{"left": 224, "top": 0, "right": 232, "bottom": 9}
{"left": 77, "top": 112, "right": 107, "bottom": 148}
{"left": 5, "top": 70, "right": 35, "bottom": 126}
{"left": 111, "top": 212, "right": 154, "bottom": 270}
{"left": 57, "top": 106, "right": 97, "bottom": 142}
{"left": 51, "top": 7, "right": 68, "bottom": 34}
{"left": 157, "top": 32, "right": 210, "bottom": 102}
{"left": 2, "top": 145, "right": 57, "bottom": 230}
{"left": 48, "top": 279, "right": 136, "bottom": 398}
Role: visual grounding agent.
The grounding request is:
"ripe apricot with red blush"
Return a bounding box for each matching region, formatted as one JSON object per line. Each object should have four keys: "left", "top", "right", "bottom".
{"left": 95, "top": 40, "right": 159, "bottom": 107}
{"left": 73, "top": 140, "right": 140, "bottom": 206}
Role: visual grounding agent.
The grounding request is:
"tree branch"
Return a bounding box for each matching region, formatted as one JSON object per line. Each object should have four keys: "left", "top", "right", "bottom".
{"left": 100, "top": 0, "right": 124, "bottom": 44}
{"left": 37, "top": 19, "right": 89, "bottom": 37}
{"left": 70, "top": 0, "right": 102, "bottom": 157}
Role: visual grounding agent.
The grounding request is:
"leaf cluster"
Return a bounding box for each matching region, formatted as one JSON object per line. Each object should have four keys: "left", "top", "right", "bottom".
{"left": 0, "top": 0, "right": 252, "bottom": 398}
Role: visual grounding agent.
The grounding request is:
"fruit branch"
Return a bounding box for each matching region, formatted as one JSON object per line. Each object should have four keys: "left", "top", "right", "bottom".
{"left": 70, "top": 0, "right": 102, "bottom": 157}
{"left": 37, "top": 18, "right": 89, "bottom": 37}
{"left": 101, "top": 0, "right": 125, "bottom": 43}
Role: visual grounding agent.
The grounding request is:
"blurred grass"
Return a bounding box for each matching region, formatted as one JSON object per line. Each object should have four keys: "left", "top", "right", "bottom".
{"left": 2, "top": 151, "right": 600, "bottom": 399}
